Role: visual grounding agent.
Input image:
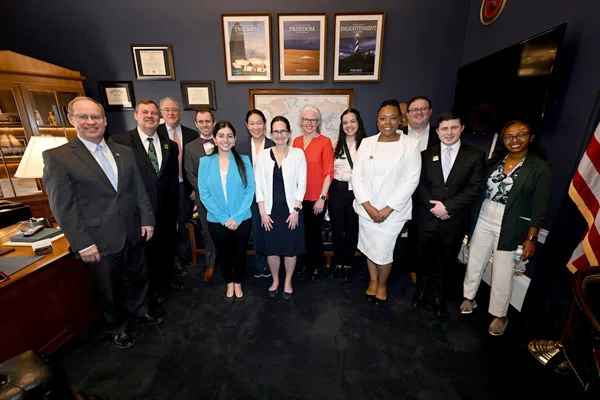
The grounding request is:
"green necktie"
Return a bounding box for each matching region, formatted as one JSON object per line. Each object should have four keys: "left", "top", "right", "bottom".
{"left": 147, "top": 137, "right": 159, "bottom": 173}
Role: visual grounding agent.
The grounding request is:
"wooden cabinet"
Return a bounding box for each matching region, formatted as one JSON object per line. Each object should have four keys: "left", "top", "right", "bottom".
{"left": 0, "top": 51, "right": 85, "bottom": 216}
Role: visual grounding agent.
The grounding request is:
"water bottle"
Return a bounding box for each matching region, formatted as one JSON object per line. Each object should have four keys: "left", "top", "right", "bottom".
{"left": 514, "top": 245, "right": 527, "bottom": 274}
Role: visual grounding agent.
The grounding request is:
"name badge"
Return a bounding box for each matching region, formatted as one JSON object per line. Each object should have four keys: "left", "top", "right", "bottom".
{"left": 433, "top": 155, "right": 439, "bottom": 162}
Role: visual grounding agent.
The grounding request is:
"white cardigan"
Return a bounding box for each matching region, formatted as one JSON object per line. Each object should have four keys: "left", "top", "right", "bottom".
{"left": 255, "top": 147, "right": 307, "bottom": 214}
{"left": 352, "top": 133, "right": 421, "bottom": 222}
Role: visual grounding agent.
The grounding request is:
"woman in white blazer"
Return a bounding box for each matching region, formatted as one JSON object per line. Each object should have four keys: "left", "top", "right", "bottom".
{"left": 352, "top": 99, "right": 422, "bottom": 305}
{"left": 255, "top": 116, "right": 307, "bottom": 299}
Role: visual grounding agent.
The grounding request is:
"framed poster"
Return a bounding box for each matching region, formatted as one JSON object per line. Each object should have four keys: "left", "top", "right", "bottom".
{"left": 131, "top": 45, "right": 175, "bottom": 80}
{"left": 221, "top": 14, "right": 272, "bottom": 82}
{"left": 181, "top": 81, "right": 217, "bottom": 110}
{"left": 98, "top": 81, "right": 135, "bottom": 111}
{"left": 249, "top": 88, "right": 355, "bottom": 143}
{"left": 333, "top": 12, "right": 385, "bottom": 82}
{"left": 277, "top": 13, "right": 327, "bottom": 82}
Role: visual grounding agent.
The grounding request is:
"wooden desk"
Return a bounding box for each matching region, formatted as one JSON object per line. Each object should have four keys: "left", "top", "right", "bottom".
{"left": 0, "top": 224, "right": 99, "bottom": 362}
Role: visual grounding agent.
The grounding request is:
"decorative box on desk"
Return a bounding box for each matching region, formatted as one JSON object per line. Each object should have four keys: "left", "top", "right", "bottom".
{"left": 0, "top": 223, "right": 99, "bottom": 362}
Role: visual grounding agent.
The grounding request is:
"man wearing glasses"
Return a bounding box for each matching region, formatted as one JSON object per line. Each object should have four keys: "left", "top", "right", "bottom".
{"left": 157, "top": 97, "right": 198, "bottom": 277}
{"left": 43, "top": 96, "right": 160, "bottom": 349}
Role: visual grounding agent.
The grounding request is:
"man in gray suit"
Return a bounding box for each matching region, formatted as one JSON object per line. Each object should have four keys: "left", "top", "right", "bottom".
{"left": 43, "top": 96, "right": 163, "bottom": 350}
{"left": 183, "top": 108, "right": 217, "bottom": 280}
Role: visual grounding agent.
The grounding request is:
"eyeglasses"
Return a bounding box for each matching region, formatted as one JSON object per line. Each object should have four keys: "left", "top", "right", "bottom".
{"left": 502, "top": 132, "right": 530, "bottom": 142}
{"left": 302, "top": 118, "right": 319, "bottom": 124}
{"left": 271, "top": 130, "right": 289, "bottom": 136}
{"left": 72, "top": 114, "right": 104, "bottom": 121}
{"left": 407, "top": 107, "right": 430, "bottom": 114}
{"left": 161, "top": 108, "right": 180, "bottom": 113}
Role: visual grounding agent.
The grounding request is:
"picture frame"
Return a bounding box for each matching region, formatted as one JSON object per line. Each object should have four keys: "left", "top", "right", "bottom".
{"left": 221, "top": 14, "right": 272, "bottom": 82}
{"left": 131, "top": 44, "right": 176, "bottom": 80}
{"left": 98, "top": 81, "right": 135, "bottom": 111}
{"left": 180, "top": 81, "right": 217, "bottom": 110}
{"left": 249, "top": 88, "right": 354, "bottom": 143}
{"left": 333, "top": 12, "right": 385, "bottom": 82}
{"left": 277, "top": 13, "right": 327, "bottom": 82}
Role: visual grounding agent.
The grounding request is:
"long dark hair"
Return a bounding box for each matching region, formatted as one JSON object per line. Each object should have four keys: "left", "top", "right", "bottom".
{"left": 211, "top": 120, "right": 248, "bottom": 187}
{"left": 334, "top": 109, "right": 366, "bottom": 159}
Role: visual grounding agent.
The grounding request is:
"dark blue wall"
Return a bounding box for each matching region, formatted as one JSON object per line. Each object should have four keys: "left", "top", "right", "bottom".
{"left": 3, "top": 0, "right": 469, "bottom": 139}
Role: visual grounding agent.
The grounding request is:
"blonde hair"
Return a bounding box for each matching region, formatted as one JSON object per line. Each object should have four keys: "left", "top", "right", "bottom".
{"left": 299, "top": 105, "right": 322, "bottom": 134}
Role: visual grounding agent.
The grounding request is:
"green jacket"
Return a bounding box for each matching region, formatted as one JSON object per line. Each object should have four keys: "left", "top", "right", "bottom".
{"left": 471, "top": 154, "right": 552, "bottom": 251}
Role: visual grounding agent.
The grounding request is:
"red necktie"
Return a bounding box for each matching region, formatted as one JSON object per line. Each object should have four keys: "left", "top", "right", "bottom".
{"left": 171, "top": 128, "right": 182, "bottom": 179}
{"left": 201, "top": 137, "right": 214, "bottom": 144}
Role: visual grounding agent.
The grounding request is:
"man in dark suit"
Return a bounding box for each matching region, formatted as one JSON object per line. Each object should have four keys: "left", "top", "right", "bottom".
{"left": 43, "top": 96, "right": 162, "bottom": 349}
{"left": 157, "top": 97, "right": 197, "bottom": 276}
{"left": 111, "top": 99, "right": 180, "bottom": 305}
{"left": 398, "top": 96, "right": 440, "bottom": 284}
{"left": 184, "top": 108, "right": 217, "bottom": 280}
{"left": 412, "top": 111, "right": 486, "bottom": 317}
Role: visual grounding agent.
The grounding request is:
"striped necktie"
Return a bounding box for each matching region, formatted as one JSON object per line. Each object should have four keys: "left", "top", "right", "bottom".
{"left": 147, "top": 137, "right": 159, "bottom": 174}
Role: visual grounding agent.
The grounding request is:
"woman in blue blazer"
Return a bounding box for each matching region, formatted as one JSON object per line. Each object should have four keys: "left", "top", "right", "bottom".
{"left": 199, "top": 120, "right": 255, "bottom": 303}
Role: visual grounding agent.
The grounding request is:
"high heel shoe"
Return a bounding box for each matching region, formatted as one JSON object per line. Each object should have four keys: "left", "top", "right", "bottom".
{"left": 268, "top": 288, "right": 279, "bottom": 298}
{"left": 365, "top": 293, "right": 376, "bottom": 302}
{"left": 374, "top": 297, "right": 387, "bottom": 306}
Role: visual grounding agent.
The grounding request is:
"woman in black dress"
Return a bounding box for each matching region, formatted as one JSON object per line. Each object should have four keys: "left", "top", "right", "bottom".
{"left": 255, "top": 116, "right": 307, "bottom": 299}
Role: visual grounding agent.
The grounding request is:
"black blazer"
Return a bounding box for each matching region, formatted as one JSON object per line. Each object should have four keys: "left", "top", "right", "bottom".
{"left": 110, "top": 129, "right": 179, "bottom": 223}
{"left": 401, "top": 125, "right": 440, "bottom": 151}
{"left": 236, "top": 137, "right": 275, "bottom": 165}
{"left": 157, "top": 123, "right": 198, "bottom": 198}
{"left": 42, "top": 137, "right": 155, "bottom": 254}
{"left": 414, "top": 142, "right": 486, "bottom": 233}
{"left": 472, "top": 154, "right": 552, "bottom": 251}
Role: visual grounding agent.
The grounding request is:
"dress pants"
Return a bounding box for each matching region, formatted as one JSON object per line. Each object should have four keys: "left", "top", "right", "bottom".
{"left": 463, "top": 199, "right": 516, "bottom": 317}
{"left": 250, "top": 199, "right": 268, "bottom": 274}
{"left": 175, "top": 183, "right": 194, "bottom": 264}
{"left": 328, "top": 180, "right": 358, "bottom": 267}
{"left": 87, "top": 239, "right": 149, "bottom": 335}
{"left": 301, "top": 199, "right": 325, "bottom": 271}
{"left": 208, "top": 219, "right": 251, "bottom": 283}
{"left": 146, "top": 212, "right": 176, "bottom": 297}
{"left": 196, "top": 203, "right": 217, "bottom": 267}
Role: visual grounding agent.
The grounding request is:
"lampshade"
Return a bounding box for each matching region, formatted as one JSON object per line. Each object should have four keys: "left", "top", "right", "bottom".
{"left": 14, "top": 135, "right": 68, "bottom": 178}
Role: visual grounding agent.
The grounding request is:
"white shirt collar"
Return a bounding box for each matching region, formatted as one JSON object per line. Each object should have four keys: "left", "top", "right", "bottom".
{"left": 78, "top": 135, "right": 108, "bottom": 153}
{"left": 137, "top": 127, "right": 159, "bottom": 143}
{"left": 441, "top": 140, "right": 461, "bottom": 152}
{"left": 408, "top": 123, "right": 430, "bottom": 135}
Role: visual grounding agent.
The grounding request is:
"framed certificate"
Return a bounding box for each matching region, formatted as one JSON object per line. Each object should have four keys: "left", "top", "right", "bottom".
{"left": 131, "top": 44, "right": 176, "bottom": 80}
{"left": 180, "top": 81, "right": 217, "bottom": 110}
{"left": 98, "top": 81, "right": 135, "bottom": 111}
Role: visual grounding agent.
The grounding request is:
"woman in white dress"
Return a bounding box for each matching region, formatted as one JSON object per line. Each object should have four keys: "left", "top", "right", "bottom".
{"left": 352, "top": 99, "right": 422, "bottom": 305}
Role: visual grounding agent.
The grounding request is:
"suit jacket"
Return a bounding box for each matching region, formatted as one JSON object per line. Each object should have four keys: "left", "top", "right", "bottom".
{"left": 401, "top": 125, "right": 440, "bottom": 151}
{"left": 472, "top": 154, "right": 552, "bottom": 250}
{"left": 236, "top": 137, "right": 274, "bottom": 166}
{"left": 184, "top": 137, "right": 211, "bottom": 210}
{"left": 110, "top": 129, "right": 179, "bottom": 225}
{"left": 352, "top": 133, "right": 422, "bottom": 223}
{"left": 198, "top": 153, "right": 255, "bottom": 225}
{"left": 42, "top": 136, "right": 155, "bottom": 255}
{"left": 414, "top": 142, "right": 486, "bottom": 233}
{"left": 157, "top": 123, "right": 198, "bottom": 197}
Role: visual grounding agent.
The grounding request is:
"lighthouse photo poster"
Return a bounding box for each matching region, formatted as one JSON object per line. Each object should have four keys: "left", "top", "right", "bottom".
{"left": 221, "top": 14, "right": 272, "bottom": 82}
{"left": 278, "top": 13, "right": 326, "bottom": 82}
{"left": 333, "top": 13, "right": 385, "bottom": 82}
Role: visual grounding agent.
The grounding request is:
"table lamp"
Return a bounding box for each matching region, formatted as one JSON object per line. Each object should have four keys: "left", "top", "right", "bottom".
{"left": 14, "top": 135, "right": 68, "bottom": 179}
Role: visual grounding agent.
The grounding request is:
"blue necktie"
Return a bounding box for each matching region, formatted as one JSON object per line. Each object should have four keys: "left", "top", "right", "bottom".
{"left": 95, "top": 144, "right": 117, "bottom": 191}
{"left": 442, "top": 147, "right": 452, "bottom": 182}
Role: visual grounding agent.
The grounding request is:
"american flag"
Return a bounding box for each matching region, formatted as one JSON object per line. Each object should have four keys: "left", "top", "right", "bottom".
{"left": 567, "top": 121, "right": 600, "bottom": 272}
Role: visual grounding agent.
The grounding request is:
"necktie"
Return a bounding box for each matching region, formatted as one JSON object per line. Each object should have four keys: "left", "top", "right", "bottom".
{"left": 95, "top": 144, "right": 117, "bottom": 191}
{"left": 201, "top": 137, "right": 214, "bottom": 145}
{"left": 171, "top": 128, "right": 182, "bottom": 179}
{"left": 147, "top": 138, "right": 160, "bottom": 174}
{"left": 442, "top": 147, "right": 453, "bottom": 182}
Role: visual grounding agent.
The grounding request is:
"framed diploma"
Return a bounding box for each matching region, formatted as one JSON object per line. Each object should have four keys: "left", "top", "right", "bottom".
{"left": 333, "top": 12, "right": 385, "bottom": 82}
{"left": 98, "top": 81, "right": 136, "bottom": 111}
{"left": 277, "top": 13, "right": 327, "bottom": 82}
{"left": 221, "top": 14, "right": 272, "bottom": 82}
{"left": 131, "top": 44, "right": 176, "bottom": 80}
{"left": 180, "top": 81, "right": 217, "bottom": 110}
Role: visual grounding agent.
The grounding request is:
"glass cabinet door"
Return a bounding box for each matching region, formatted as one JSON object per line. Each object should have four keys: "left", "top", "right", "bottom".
{"left": 0, "top": 88, "right": 41, "bottom": 198}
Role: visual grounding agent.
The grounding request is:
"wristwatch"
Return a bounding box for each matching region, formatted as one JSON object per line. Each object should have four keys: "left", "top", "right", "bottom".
{"left": 293, "top": 207, "right": 301, "bottom": 213}
{"left": 527, "top": 235, "right": 538, "bottom": 243}
{"left": 319, "top": 195, "right": 327, "bottom": 201}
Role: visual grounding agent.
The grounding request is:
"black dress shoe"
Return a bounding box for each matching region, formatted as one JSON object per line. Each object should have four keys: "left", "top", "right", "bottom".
{"left": 311, "top": 268, "right": 322, "bottom": 281}
{"left": 328, "top": 265, "right": 342, "bottom": 279}
{"left": 113, "top": 331, "right": 135, "bottom": 349}
{"left": 432, "top": 297, "right": 445, "bottom": 318}
{"left": 140, "top": 313, "right": 164, "bottom": 325}
{"left": 412, "top": 291, "right": 426, "bottom": 307}
{"left": 342, "top": 267, "right": 351, "bottom": 282}
{"left": 365, "top": 293, "right": 376, "bottom": 302}
{"left": 374, "top": 297, "right": 388, "bottom": 306}
{"left": 296, "top": 265, "right": 307, "bottom": 275}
